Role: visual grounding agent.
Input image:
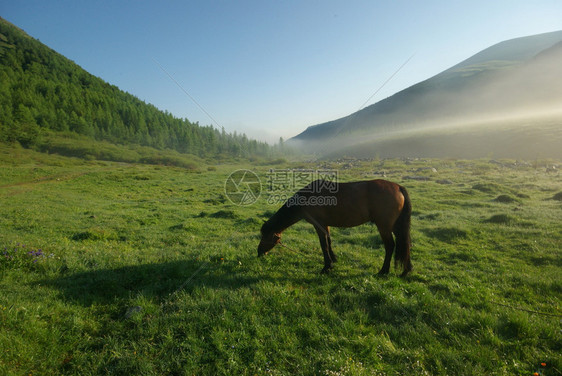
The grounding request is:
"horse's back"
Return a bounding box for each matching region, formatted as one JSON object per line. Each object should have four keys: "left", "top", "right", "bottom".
{"left": 300, "top": 179, "right": 405, "bottom": 228}
{"left": 303, "top": 178, "right": 399, "bottom": 193}
{"left": 339, "top": 179, "right": 402, "bottom": 201}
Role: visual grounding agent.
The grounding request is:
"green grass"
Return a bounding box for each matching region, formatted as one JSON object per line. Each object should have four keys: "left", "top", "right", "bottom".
{"left": 0, "top": 147, "right": 561, "bottom": 375}
{"left": 34, "top": 132, "right": 207, "bottom": 169}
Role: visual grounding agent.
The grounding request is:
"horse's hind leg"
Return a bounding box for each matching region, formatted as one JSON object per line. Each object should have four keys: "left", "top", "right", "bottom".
{"left": 378, "top": 231, "right": 395, "bottom": 275}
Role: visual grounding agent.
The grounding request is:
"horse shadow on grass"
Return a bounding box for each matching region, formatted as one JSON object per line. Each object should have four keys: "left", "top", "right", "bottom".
{"left": 38, "top": 259, "right": 272, "bottom": 308}
{"left": 39, "top": 253, "right": 368, "bottom": 309}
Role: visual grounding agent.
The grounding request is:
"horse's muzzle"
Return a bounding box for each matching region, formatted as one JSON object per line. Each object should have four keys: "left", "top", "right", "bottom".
{"left": 257, "top": 246, "right": 269, "bottom": 257}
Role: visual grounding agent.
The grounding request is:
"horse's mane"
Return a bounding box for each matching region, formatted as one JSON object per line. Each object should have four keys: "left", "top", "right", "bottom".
{"left": 261, "top": 200, "right": 302, "bottom": 234}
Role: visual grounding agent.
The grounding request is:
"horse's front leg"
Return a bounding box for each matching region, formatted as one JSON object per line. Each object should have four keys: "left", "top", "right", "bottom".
{"left": 326, "top": 226, "right": 337, "bottom": 263}
{"left": 314, "top": 225, "right": 333, "bottom": 273}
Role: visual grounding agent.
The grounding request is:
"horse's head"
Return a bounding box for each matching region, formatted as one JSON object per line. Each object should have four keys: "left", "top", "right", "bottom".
{"left": 258, "top": 221, "right": 281, "bottom": 256}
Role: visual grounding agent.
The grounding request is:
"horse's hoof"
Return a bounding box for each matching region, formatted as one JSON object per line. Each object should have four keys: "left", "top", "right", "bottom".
{"left": 400, "top": 267, "right": 413, "bottom": 278}
{"left": 377, "top": 269, "right": 389, "bottom": 275}
{"left": 320, "top": 267, "right": 332, "bottom": 274}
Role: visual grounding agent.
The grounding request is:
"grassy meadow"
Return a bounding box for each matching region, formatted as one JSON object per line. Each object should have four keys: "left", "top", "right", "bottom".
{"left": 0, "top": 145, "right": 561, "bottom": 375}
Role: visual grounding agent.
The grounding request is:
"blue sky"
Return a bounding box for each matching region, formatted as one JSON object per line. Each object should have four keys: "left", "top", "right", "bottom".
{"left": 2, "top": 1, "right": 562, "bottom": 142}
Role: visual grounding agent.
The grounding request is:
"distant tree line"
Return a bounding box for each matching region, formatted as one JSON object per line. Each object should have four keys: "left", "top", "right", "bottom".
{"left": 0, "top": 18, "right": 277, "bottom": 157}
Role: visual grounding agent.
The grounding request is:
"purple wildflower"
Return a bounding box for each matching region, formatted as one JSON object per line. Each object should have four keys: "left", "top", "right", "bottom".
{"left": 26, "top": 249, "right": 44, "bottom": 258}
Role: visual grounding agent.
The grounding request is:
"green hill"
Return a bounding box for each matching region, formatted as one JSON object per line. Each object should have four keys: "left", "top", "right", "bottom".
{"left": 291, "top": 31, "right": 562, "bottom": 159}
{"left": 0, "top": 17, "right": 274, "bottom": 162}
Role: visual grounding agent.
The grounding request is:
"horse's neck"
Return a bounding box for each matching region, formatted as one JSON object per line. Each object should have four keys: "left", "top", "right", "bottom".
{"left": 271, "top": 204, "right": 302, "bottom": 233}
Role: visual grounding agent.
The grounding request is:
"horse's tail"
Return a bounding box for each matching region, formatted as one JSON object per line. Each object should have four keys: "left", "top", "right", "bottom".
{"left": 394, "top": 185, "right": 412, "bottom": 276}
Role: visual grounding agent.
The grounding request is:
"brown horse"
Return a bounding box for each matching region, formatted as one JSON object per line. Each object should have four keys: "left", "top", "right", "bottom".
{"left": 258, "top": 179, "right": 412, "bottom": 276}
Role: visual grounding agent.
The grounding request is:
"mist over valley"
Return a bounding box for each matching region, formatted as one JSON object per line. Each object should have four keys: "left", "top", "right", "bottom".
{"left": 290, "top": 31, "right": 562, "bottom": 159}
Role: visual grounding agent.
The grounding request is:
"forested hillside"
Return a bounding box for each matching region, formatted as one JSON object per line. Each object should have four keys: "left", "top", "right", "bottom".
{"left": 0, "top": 17, "right": 271, "bottom": 158}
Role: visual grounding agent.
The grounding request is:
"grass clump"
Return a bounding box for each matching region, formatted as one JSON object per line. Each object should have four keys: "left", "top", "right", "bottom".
{"left": 484, "top": 213, "right": 514, "bottom": 224}
{"left": 494, "top": 194, "right": 518, "bottom": 203}
{"left": 472, "top": 182, "right": 502, "bottom": 193}
{"left": 210, "top": 210, "right": 240, "bottom": 219}
{"left": 71, "top": 228, "right": 119, "bottom": 241}
{"left": 423, "top": 227, "right": 470, "bottom": 242}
